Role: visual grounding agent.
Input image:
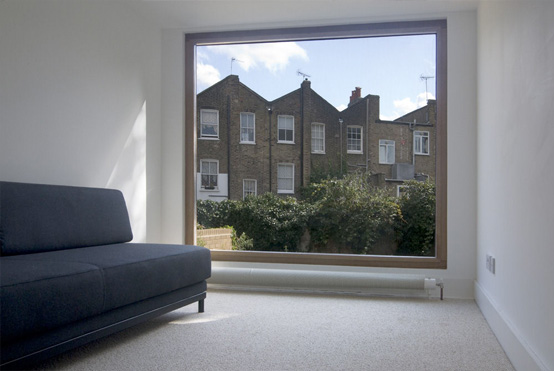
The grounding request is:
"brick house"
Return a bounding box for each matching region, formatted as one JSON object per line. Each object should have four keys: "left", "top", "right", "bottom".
{"left": 197, "top": 75, "right": 436, "bottom": 201}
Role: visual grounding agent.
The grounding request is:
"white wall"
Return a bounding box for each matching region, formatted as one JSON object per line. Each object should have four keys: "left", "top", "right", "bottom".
{"left": 476, "top": 2, "right": 554, "bottom": 370}
{"left": 196, "top": 174, "right": 229, "bottom": 201}
{"left": 161, "top": 10, "right": 478, "bottom": 299}
{"left": 0, "top": 1, "right": 162, "bottom": 242}
{"left": 0, "top": 1, "right": 480, "bottom": 298}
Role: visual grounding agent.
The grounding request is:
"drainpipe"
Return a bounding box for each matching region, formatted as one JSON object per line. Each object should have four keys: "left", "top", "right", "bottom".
{"left": 227, "top": 95, "right": 231, "bottom": 199}
{"left": 366, "top": 98, "right": 369, "bottom": 173}
{"left": 300, "top": 82, "right": 305, "bottom": 187}
{"left": 268, "top": 107, "right": 273, "bottom": 193}
{"left": 410, "top": 119, "right": 416, "bottom": 166}
{"left": 339, "top": 118, "right": 343, "bottom": 175}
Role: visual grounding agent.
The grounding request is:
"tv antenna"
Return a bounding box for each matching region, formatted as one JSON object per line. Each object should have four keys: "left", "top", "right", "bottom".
{"left": 420, "top": 74, "right": 435, "bottom": 101}
{"left": 297, "top": 69, "right": 311, "bottom": 80}
{"left": 231, "top": 58, "right": 244, "bottom": 75}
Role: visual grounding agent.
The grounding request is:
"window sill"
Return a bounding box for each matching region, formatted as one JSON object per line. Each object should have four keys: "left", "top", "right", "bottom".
{"left": 240, "top": 142, "right": 256, "bottom": 145}
{"left": 200, "top": 188, "right": 219, "bottom": 192}
{"left": 199, "top": 137, "right": 219, "bottom": 141}
{"left": 311, "top": 151, "right": 326, "bottom": 155}
{"left": 347, "top": 151, "right": 363, "bottom": 154}
{"left": 277, "top": 141, "right": 295, "bottom": 145}
{"left": 277, "top": 190, "right": 294, "bottom": 194}
{"left": 210, "top": 250, "right": 447, "bottom": 269}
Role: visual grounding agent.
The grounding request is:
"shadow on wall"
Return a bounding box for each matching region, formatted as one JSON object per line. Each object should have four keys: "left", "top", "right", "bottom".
{"left": 107, "top": 101, "right": 147, "bottom": 242}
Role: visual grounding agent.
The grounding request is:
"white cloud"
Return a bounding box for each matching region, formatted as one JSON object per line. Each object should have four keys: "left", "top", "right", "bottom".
{"left": 385, "top": 91, "right": 436, "bottom": 120}
{"left": 207, "top": 42, "right": 308, "bottom": 74}
{"left": 416, "top": 92, "right": 436, "bottom": 107}
{"left": 197, "top": 62, "right": 221, "bottom": 88}
{"left": 393, "top": 97, "right": 418, "bottom": 116}
{"left": 380, "top": 113, "right": 398, "bottom": 121}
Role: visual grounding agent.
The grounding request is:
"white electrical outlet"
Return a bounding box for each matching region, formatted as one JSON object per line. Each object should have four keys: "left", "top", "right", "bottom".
{"left": 486, "top": 254, "right": 495, "bottom": 274}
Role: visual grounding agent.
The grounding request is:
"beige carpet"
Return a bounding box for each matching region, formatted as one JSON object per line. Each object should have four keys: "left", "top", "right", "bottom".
{"left": 34, "top": 289, "right": 514, "bottom": 371}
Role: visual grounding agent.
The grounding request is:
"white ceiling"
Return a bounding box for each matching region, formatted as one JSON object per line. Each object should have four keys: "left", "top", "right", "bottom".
{"left": 127, "top": 0, "right": 479, "bottom": 31}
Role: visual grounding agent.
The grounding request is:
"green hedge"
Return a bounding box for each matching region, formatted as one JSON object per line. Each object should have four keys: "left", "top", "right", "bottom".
{"left": 197, "top": 193, "right": 311, "bottom": 252}
{"left": 394, "top": 180, "right": 436, "bottom": 256}
{"left": 197, "top": 174, "right": 436, "bottom": 256}
{"left": 301, "top": 173, "right": 400, "bottom": 254}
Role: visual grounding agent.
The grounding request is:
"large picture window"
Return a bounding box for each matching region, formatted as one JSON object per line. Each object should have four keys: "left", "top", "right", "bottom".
{"left": 185, "top": 20, "right": 447, "bottom": 269}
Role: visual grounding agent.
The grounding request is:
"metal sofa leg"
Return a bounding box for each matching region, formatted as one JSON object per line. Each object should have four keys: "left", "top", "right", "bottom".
{"left": 198, "top": 299, "right": 204, "bottom": 313}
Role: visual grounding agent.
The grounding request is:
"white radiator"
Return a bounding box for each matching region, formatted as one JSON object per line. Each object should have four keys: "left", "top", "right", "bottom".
{"left": 208, "top": 267, "right": 442, "bottom": 298}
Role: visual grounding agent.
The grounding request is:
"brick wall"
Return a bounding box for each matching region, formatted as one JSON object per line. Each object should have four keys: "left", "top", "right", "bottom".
{"left": 197, "top": 76, "right": 437, "bottom": 201}
{"left": 197, "top": 228, "right": 232, "bottom": 250}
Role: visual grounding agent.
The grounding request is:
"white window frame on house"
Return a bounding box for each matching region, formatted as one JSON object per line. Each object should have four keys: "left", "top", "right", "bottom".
{"left": 347, "top": 125, "right": 363, "bottom": 154}
{"left": 185, "top": 19, "right": 448, "bottom": 269}
{"left": 243, "top": 179, "right": 257, "bottom": 199}
{"left": 414, "top": 130, "right": 430, "bottom": 155}
{"left": 199, "top": 159, "right": 219, "bottom": 190}
{"left": 397, "top": 185, "right": 408, "bottom": 197}
{"left": 240, "top": 112, "right": 256, "bottom": 144}
{"left": 311, "top": 123, "right": 325, "bottom": 154}
{"left": 379, "top": 140, "right": 396, "bottom": 164}
{"left": 277, "top": 115, "right": 294, "bottom": 144}
{"left": 199, "top": 109, "right": 219, "bottom": 139}
{"left": 277, "top": 163, "right": 295, "bottom": 194}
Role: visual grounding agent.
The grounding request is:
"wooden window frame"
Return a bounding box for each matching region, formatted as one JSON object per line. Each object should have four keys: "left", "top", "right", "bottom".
{"left": 277, "top": 115, "right": 295, "bottom": 144}
{"left": 414, "top": 130, "right": 430, "bottom": 155}
{"left": 277, "top": 163, "right": 295, "bottom": 194}
{"left": 379, "top": 139, "right": 396, "bottom": 164}
{"left": 240, "top": 112, "right": 256, "bottom": 144}
{"left": 199, "top": 159, "right": 219, "bottom": 191}
{"left": 311, "top": 123, "right": 325, "bottom": 154}
{"left": 199, "top": 109, "right": 219, "bottom": 139}
{"left": 185, "top": 19, "right": 447, "bottom": 269}
{"left": 347, "top": 125, "right": 363, "bottom": 154}
{"left": 243, "top": 179, "right": 257, "bottom": 199}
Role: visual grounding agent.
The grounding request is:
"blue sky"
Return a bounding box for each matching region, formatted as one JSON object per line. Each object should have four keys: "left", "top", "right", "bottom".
{"left": 197, "top": 34, "right": 436, "bottom": 120}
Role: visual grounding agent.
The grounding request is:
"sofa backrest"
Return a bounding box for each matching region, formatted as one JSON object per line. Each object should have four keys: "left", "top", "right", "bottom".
{"left": 0, "top": 182, "right": 133, "bottom": 256}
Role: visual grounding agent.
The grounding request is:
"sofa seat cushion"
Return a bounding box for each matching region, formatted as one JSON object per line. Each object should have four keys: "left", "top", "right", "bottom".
{"left": 0, "top": 243, "right": 211, "bottom": 343}
{"left": 0, "top": 259, "right": 105, "bottom": 343}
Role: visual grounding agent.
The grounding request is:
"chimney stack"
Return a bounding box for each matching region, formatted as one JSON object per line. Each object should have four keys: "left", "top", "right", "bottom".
{"left": 349, "top": 87, "right": 362, "bottom": 105}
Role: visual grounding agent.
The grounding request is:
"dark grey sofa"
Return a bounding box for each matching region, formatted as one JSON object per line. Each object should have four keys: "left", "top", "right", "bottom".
{"left": 0, "top": 181, "right": 211, "bottom": 369}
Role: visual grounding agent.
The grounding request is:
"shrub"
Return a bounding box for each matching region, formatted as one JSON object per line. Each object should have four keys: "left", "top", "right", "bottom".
{"left": 197, "top": 176, "right": 436, "bottom": 256}
{"left": 394, "top": 180, "right": 436, "bottom": 256}
{"left": 302, "top": 173, "right": 400, "bottom": 254}
{"left": 197, "top": 194, "right": 311, "bottom": 252}
{"left": 229, "top": 226, "right": 254, "bottom": 251}
{"left": 230, "top": 193, "right": 312, "bottom": 252}
{"left": 197, "top": 199, "right": 237, "bottom": 228}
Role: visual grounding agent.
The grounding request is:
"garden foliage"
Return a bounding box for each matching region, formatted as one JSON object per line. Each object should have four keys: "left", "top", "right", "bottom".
{"left": 197, "top": 174, "right": 436, "bottom": 256}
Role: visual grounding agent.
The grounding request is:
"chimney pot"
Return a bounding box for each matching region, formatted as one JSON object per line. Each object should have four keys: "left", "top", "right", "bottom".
{"left": 349, "top": 87, "right": 362, "bottom": 104}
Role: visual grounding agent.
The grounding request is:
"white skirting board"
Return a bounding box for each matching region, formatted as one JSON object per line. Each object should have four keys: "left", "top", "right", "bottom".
{"left": 208, "top": 267, "right": 441, "bottom": 298}
{"left": 474, "top": 282, "right": 547, "bottom": 371}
